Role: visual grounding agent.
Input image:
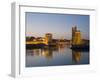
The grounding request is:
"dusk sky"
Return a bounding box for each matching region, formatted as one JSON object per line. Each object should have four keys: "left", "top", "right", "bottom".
{"left": 26, "top": 12, "right": 89, "bottom": 39}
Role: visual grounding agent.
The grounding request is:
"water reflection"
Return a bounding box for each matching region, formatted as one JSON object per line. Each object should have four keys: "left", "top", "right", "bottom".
{"left": 26, "top": 45, "right": 89, "bottom": 67}
{"left": 26, "top": 47, "right": 56, "bottom": 59}
{"left": 72, "top": 51, "right": 81, "bottom": 64}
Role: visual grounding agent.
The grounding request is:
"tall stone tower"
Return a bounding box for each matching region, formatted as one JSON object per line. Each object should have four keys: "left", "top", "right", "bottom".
{"left": 73, "top": 30, "right": 81, "bottom": 45}
{"left": 72, "top": 26, "right": 81, "bottom": 45}
{"left": 72, "top": 26, "right": 77, "bottom": 44}
{"left": 45, "top": 33, "right": 52, "bottom": 45}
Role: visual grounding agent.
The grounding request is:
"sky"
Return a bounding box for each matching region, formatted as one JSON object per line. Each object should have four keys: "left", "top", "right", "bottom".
{"left": 26, "top": 12, "right": 89, "bottom": 40}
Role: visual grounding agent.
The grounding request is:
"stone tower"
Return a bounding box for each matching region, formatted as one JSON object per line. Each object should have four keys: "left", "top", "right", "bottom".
{"left": 72, "top": 26, "right": 77, "bottom": 44}
{"left": 72, "top": 26, "right": 81, "bottom": 45}
{"left": 45, "top": 33, "right": 52, "bottom": 45}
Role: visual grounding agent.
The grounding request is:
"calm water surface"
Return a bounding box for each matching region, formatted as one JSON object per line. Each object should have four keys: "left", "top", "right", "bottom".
{"left": 26, "top": 45, "right": 89, "bottom": 67}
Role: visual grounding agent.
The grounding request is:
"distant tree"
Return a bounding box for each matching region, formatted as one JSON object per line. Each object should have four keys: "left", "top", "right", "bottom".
{"left": 26, "top": 36, "right": 35, "bottom": 41}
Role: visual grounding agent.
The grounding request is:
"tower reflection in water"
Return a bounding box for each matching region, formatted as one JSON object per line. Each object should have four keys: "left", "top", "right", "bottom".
{"left": 42, "top": 48, "right": 53, "bottom": 59}
{"left": 72, "top": 50, "right": 81, "bottom": 64}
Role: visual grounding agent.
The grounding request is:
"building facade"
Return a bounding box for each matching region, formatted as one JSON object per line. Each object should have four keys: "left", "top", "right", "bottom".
{"left": 45, "top": 33, "right": 53, "bottom": 45}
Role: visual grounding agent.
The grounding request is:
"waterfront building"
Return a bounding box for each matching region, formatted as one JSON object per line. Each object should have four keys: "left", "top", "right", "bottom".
{"left": 45, "top": 33, "right": 53, "bottom": 45}
{"left": 72, "top": 26, "right": 77, "bottom": 43}
{"left": 72, "top": 26, "right": 82, "bottom": 45}
{"left": 73, "top": 30, "right": 81, "bottom": 45}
